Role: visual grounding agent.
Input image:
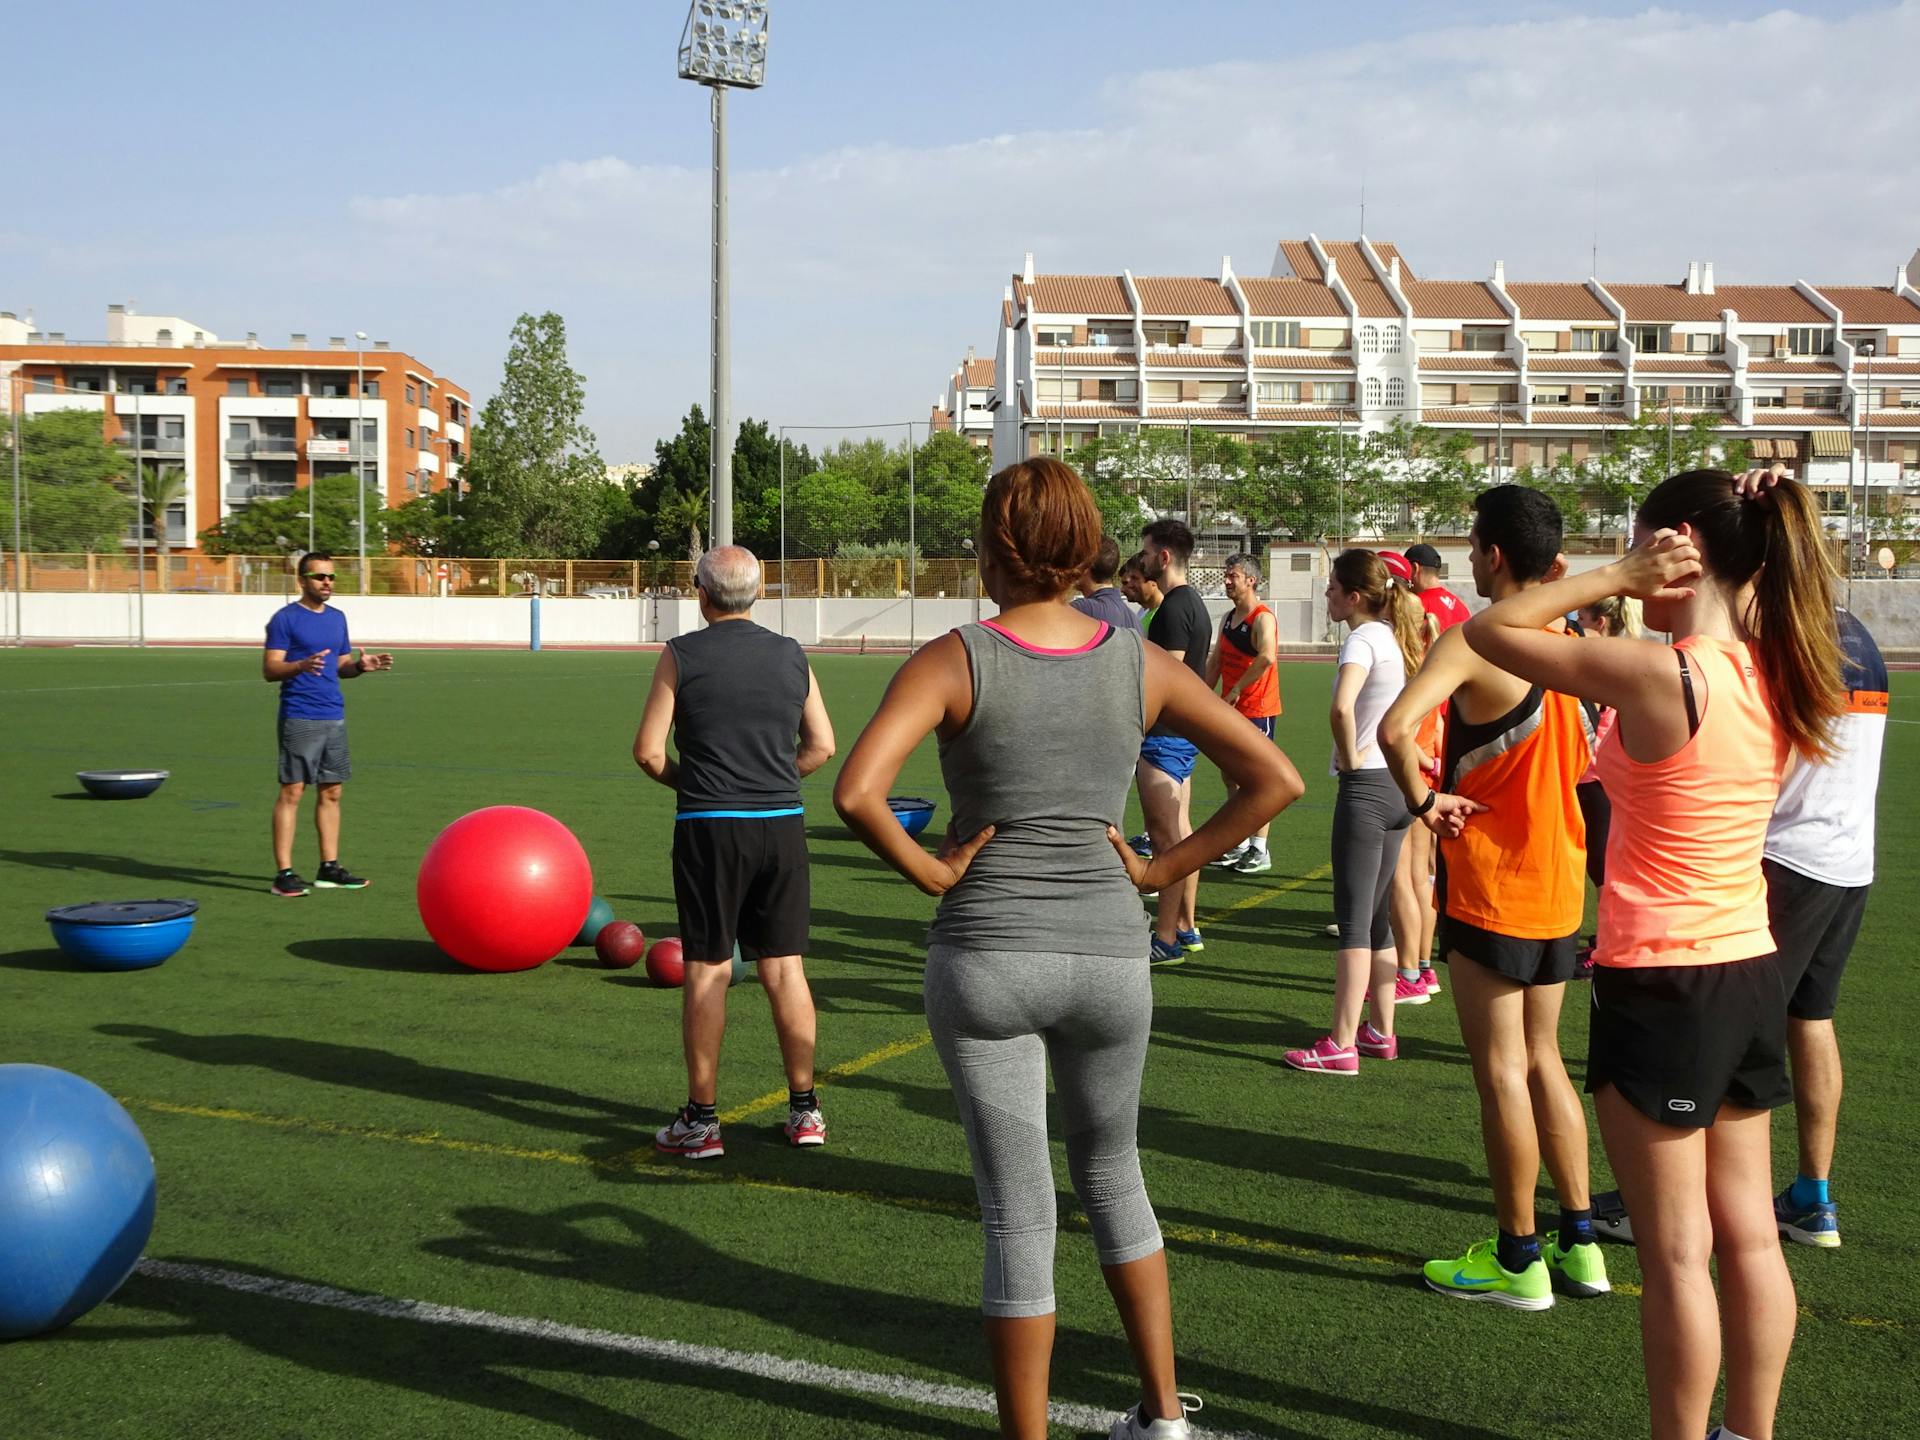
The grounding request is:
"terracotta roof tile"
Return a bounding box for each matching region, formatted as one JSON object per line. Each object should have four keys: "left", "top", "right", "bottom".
{"left": 1277, "top": 241, "right": 1323, "bottom": 282}
{"left": 1528, "top": 409, "right": 1632, "bottom": 426}
{"left": 1002, "top": 299, "right": 1015, "bottom": 329}
{"left": 1608, "top": 284, "right": 1826, "bottom": 324}
{"left": 1034, "top": 404, "right": 1141, "bottom": 420}
{"left": 1248, "top": 407, "right": 1357, "bottom": 424}
{"left": 1238, "top": 277, "right": 1347, "bottom": 318}
{"left": 1815, "top": 287, "right": 1920, "bottom": 325}
{"left": 1421, "top": 407, "right": 1524, "bottom": 424}
{"left": 1750, "top": 411, "right": 1845, "bottom": 425}
{"left": 1529, "top": 356, "right": 1625, "bottom": 374}
{"left": 1418, "top": 355, "right": 1518, "bottom": 373}
{"left": 930, "top": 406, "right": 952, "bottom": 429}
{"left": 965, "top": 359, "right": 995, "bottom": 386}
{"left": 1867, "top": 361, "right": 1920, "bottom": 374}
{"left": 1403, "top": 280, "right": 1507, "bottom": 320}
{"left": 1635, "top": 359, "right": 1731, "bottom": 374}
{"left": 1375, "top": 242, "right": 1416, "bottom": 282}
{"left": 1013, "top": 274, "right": 1131, "bottom": 316}
{"left": 1748, "top": 360, "right": 1843, "bottom": 375}
{"left": 1323, "top": 241, "right": 1400, "bottom": 318}
{"left": 1506, "top": 283, "right": 1613, "bottom": 322}
{"left": 1147, "top": 406, "right": 1248, "bottom": 421}
{"left": 1143, "top": 350, "right": 1243, "bottom": 368}
{"left": 1035, "top": 348, "right": 1137, "bottom": 367}
{"left": 1133, "top": 276, "right": 1237, "bottom": 316}
{"left": 1863, "top": 411, "right": 1920, "bottom": 425}
{"left": 1253, "top": 352, "right": 1355, "bottom": 370}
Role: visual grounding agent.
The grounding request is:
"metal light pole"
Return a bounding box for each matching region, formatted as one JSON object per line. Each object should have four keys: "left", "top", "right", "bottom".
{"left": 355, "top": 330, "right": 368, "bottom": 592}
{"left": 134, "top": 386, "right": 146, "bottom": 647}
{"left": 1861, "top": 340, "right": 1877, "bottom": 580}
{"left": 907, "top": 421, "right": 916, "bottom": 650}
{"left": 679, "top": 0, "right": 769, "bottom": 550}
{"left": 777, "top": 422, "right": 787, "bottom": 636}
{"left": 9, "top": 372, "right": 21, "bottom": 644}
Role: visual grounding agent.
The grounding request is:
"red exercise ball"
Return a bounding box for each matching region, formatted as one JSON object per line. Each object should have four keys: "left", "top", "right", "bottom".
{"left": 596, "top": 921, "right": 646, "bottom": 969}
{"left": 646, "top": 936, "right": 686, "bottom": 988}
{"left": 417, "top": 806, "right": 593, "bottom": 972}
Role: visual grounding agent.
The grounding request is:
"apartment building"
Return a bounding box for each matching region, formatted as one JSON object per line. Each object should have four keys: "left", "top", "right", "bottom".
{"left": 988, "top": 239, "right": 1920, "bottom": 513}
{"left": 0, "top": 305, "right": 471, "bottom": 551}
{"left": 929, "top": 350, "right": 994, "bottom": 448}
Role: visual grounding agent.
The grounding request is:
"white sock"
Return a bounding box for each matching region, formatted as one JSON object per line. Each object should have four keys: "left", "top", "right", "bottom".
{"left": 1250, "top": 838, "right": 1267, "bottom": 853}
{"left": 1710, "top": 1427, "right": 1754, "bottom": 1440}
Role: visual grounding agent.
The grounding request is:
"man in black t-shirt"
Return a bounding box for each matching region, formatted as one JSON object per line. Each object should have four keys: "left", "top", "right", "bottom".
{"left": 1139, "top": 518, "right": 1214, "bottom": 965}
{"left": 634, "top": 545, "right": 838, "bottom": 1159}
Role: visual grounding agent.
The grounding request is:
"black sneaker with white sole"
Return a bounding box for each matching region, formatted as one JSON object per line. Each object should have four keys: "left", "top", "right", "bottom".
{"left": 313, "top": 861, "right": 369, "bottom": 889}
{"left": 271, "top": 869, "right": 310, "bottom": 898}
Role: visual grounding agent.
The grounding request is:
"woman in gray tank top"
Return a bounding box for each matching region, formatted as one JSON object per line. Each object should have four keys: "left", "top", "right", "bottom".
{"left": 835, "top": 458, "right": 1304, "bottom": 1440}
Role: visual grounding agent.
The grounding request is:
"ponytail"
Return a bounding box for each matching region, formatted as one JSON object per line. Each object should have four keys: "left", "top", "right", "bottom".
{"left": 1584, "top": 593, "right": 1644, "bottom": 639}
{"left": 1385, "top": 583, "right": 1426, "bottom": 677}
{"left": 1639, "top": 470, "right": 1844, "bottom": 761}
{"left": 1331, "top": 547, "right": 1427, "bottom": 678}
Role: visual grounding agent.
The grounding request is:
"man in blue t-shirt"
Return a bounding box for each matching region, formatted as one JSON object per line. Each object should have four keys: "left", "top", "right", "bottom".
{"left": 262, "top": 551, "right": 392, "bottom": 896}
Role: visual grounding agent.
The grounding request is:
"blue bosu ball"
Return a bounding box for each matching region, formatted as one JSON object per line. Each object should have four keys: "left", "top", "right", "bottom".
{"left": 889, "top": 796, "right": 937, "bottom": 838}
{"left": 45, "top": 900, "right": 198, "bottom": 971}
{"left": 0, "top": 1064, "right": 157, "bottom": 1339}
{"left": 74, "top": 770, "right": 170, "bottom": 800}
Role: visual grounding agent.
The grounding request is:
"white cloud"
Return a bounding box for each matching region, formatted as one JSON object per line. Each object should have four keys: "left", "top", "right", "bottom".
{"left": 342, "top": 3, "right": 1920, "bottom": 458}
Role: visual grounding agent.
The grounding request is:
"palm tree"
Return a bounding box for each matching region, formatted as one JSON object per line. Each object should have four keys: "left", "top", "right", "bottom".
{"left": 129, "top": 463, "right": 188, "bottom": 567}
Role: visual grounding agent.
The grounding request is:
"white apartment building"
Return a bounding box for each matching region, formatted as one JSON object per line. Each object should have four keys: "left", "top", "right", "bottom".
{"left": 988, "top": 238, "right": 1920, "bottom": 513}
{"left": 930, "top": 350, "right": 994, "bottom": 448}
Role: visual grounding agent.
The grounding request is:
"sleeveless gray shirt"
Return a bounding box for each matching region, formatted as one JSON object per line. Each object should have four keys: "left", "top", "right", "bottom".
{"left": 927, "top": 620, "right": 1147, "bottom": 956}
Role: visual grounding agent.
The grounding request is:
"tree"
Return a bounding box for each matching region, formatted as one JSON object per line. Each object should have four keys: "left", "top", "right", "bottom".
{"left": 457, "top": 312, "right": 609, "bottom": 558}
{"left": 902, "top": 430, "right": 989, "bottom": 555}
{"left": 199, "top": 473, "right": 387, "bottom": 556}
{"left": 129, "top": 463, "right": 189, "bottom": 563}
{"left": 0, "top": 409, "right": 133, "bottom": 552}
{"left": 1223, "top": 428, "right": 1364, "bottom": 545}
{"left": 785, "top": 468, "right": 881, "bottom": 556}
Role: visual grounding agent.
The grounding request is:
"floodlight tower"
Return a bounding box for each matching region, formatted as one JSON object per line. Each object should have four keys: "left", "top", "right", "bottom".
{"left": 678, "top": 0, "right": 769, "bottom": 549}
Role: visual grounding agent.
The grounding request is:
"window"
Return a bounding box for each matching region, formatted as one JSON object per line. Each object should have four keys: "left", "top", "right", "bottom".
{"left": 1290, "top": 553, "right": 1312, "bottom": 572}
{"left": 405, "top": 383, "right": 417, "bottom": 404}
{"left": 31, "top": 375, "right": 54, "bottom": 393}
{"left": 229, "top": 421, "right": 249, "bottom": 441}
{"left": 1096, "top": 378, "right": 1138, "bottom": 403}
{"left": 1359, "top": 326, "right": 1381, "bottom": 356}
{"left": 1142, "top": 322, "right": 1185, "bottom": 347}
{"left": 1305, "top": 328, "right": 1349, "bottom": 350}
{"left": 1753, "top": 391, "right": 1786, "bottom": 408}
{"left": 314, "top": 374, "right": 352, "bottom": 398}
{"left": 1683, "top": 385, "right": 1730, "bottom": 408}
{"left": 71, "top": 373, "right": 104, "bottom": 393}
{"left": 1036, "top": 326, "right": 1073, "bottom": 347}
{"left": 1250, "top": 320, "right": 1301, "bottom": 348}
{"left": 1522, "top": 331, "right": 1559, "bottom": 352}
{"left": 1147, "top": 380, "right": 1181, "bottom": 402}
{"left": 1804, "top": 386, "right": 1843, "bottom": 410}
{"left": 360, "top": 420, "right": 378, "bottom": 442}
{"left": 404, "top": 427, "right": 416, "bottom": 449}
{"left": 1461, "top": 326, "right": 1507, "bottom": 353}
{"left": 1087, "top": 324, "right": 1132, "bottom": 347}
{"left": 1420, "top": 383, "right": 1454, "bottom": 406}
{"left": 1530, "top": 386, "right": 1572, "bottom": 405}
{"left": 1415, "top": 330, "right": 1451, "bottom": 351}
{"left": 1468, "top": 383, "right": 1515, "bottom": 406}
{"left": 1312, "top": 381, "right": 1354, "bottom": 404}
{"left": 1585, "top": 387, "right": 1625, "bottom": 407}
{"left": 1626, "top": 324, "right": 1670, "bottom": 353}
{"left": 364, "top": 380, "right": 381, "bottom": 399}
{"left": 1740, "top": 333, "right": 1777, "bottom": 357}
{"left": 1638, "top": 385, "right": 1671, "bottom": 409}
{"left": 264, "top": 376, "right": 298, "bottom": 397}
{"left": 1571, "top": 327, "right": 1617, "bottom": 352}
{"left": 1385, "top": 377, "right": 1405, "bottom": 409}
{"left": 1381, "top": 327, "right": 1402, "bottom": 355}
{"left": 1684, "top": 332, "right": 1725, "bottom": 354}
{"left": 1787, "top": 327, "right": 1833, "bottom": 356}
{"left": 1035, "top": 379, "right": 1074, "bottom": 402}
{"left": 227, "top": 379, "right": 249, "bottom": 396}
{"left": 166, "top": 377, "right": 187, "bottom": 395}
{"left": 1197, "top": 380, "right": 1238, "bottom": 402}
{"left": 1363, "top": 376, "right": 1382, "bottom": 407}
{"left": 1256, "top": 381, "right": 1301, "bottom": 404}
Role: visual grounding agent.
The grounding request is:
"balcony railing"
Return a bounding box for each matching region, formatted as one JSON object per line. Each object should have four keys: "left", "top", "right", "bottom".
{"left": 112, "top": 435, "right": 185, "bottom": 454}
{"left": 223, "top": 436, "right": 299, "bottom": 459}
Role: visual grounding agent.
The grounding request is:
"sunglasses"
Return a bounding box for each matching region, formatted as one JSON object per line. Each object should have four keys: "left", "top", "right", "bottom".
{"left": 302, "top": 572, "right": 336, "bottom": 581}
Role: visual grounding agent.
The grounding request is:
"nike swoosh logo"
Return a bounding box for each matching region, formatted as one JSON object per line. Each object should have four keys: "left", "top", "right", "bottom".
{"left": 1450, "top": 1270, "right": 1498, "bottom": 1288}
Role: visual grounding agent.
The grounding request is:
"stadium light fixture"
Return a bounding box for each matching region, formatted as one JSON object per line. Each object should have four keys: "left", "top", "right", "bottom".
{"left": 677, "top": 0, "right": 771, "bottom": 549}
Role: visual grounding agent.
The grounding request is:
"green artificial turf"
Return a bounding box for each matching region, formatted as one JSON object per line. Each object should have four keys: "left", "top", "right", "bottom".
{"left": 1, "top": 647, "right": 1913, "bottom": 1438}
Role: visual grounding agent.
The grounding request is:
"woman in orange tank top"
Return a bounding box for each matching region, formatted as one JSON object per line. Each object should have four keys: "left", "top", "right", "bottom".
{"left": 1460, "top": 468, "right": 1843, "bottom": 1440}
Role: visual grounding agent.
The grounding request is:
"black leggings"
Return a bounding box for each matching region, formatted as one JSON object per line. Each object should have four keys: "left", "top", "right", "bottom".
{"left": 1332, "top": 769, "right": 1414, "bottom": 950}
{"left": 1577, "top": 780, "right": 1610, "bottom": 890}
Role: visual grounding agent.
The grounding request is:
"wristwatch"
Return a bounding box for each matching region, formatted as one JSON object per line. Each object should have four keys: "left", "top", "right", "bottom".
{"left": 1409, "top": 790, "right": 1437, "bottom": 818}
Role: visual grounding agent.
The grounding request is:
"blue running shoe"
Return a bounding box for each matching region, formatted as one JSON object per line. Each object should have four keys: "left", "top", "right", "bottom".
{"left": 1774, "top": 1186, "right": 1840, "bottom": 1248}
{"left": 1149, "top": 935, "right": 1185, "bottom": 968}
{"left": 1127, "top": 832, "right": 1154, "bottom": 858}
{"left": 1176, "top": 928, "right": 1204, "bottom": 954}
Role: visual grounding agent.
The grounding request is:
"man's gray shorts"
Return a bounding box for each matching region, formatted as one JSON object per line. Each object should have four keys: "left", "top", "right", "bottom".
{"left": 278, "top": 717, "right": 351, "bottom": 785}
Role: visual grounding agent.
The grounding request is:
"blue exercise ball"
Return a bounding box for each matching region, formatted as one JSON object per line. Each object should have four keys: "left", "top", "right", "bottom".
{"left": 0, "top": 1065, "right": 157, "bottom": 1339}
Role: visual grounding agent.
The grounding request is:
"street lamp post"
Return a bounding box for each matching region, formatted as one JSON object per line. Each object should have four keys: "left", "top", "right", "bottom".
{"left": 1861, "top": 340, "right": 1878, "bottom": 581}
{"left": 355, "top": 330, "right": 368, "bottom": 592}
{"left": 678, "top": 0, "right": 768, "bottom": 550}
{"left": 134, "top": 386, "right": 146, "bottom": 647}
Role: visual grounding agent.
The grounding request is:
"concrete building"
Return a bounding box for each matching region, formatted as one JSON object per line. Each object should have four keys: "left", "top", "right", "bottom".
{"left": 0, "top": 304, "right": 471, "bottom": 551}
{"left": 989, "top": 238, "right": 1920, "bottom": 515}
{"left": 929, "top": 350, "right": 994, "bottom": 448}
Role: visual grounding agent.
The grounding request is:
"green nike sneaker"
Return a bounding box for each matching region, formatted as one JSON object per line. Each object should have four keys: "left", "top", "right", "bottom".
{"left": 1422, "top": 1237, "right": 1553, "bottom": 1311}
{"left": 1543, "top": 1230, "right": 1611, "bottom": 1298}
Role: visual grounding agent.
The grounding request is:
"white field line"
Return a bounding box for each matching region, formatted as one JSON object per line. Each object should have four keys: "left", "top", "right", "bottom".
{"left": 133, "top": 1260, "right": 1265, "bottom": 1438}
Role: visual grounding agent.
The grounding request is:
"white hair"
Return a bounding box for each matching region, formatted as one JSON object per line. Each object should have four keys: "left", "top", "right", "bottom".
{"left": 695, "top": 545, "right": 761, "bottom": 614}
{"left": 1224, "top": 551, "right": 1262, "bottom": 586}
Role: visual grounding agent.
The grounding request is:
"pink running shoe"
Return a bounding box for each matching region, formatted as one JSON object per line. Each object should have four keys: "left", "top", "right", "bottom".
{"left": 784, "top": 1106, "right": 827, "bottom": 1147}
{"left": 1419, "top": 966, "right": 1442, "bottom": 996}
{"left": 1283, "top": 1036, "right": 1359, "bottom": 1076}
{"left": 1355, "top": 1022, "right": 1398, "bottom": 1060}
{"left": 1393, "top": 974, "right": 1432, "bottom": 1006}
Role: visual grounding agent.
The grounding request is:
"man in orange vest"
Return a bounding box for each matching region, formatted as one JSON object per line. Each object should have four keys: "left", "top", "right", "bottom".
{"left": 1206, "top": 552, "right": 1281, "bottom": 873}
{"left": 1377, "top": 485, "right": 1608, "bottom": 1311}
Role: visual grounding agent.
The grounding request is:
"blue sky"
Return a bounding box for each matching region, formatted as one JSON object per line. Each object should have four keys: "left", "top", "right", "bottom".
{"left": 6, "top": 1, "right": 1914, "bottom": 459}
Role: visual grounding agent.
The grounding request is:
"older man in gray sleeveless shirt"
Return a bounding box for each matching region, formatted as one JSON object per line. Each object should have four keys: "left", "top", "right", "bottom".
{"left": 633, "top": 545, "right": 837, "bottom": 1158}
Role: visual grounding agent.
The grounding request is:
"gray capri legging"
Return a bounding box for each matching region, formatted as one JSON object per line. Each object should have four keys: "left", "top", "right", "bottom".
{"left": 1332, "top": 768, "right": 1414, "bottom": 951}
{"left": 924, "top": 945, "right": 1164, "bottom": 1318}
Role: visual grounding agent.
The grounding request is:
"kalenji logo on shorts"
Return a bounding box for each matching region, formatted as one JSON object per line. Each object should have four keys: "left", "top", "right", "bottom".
{"left": 1667, "top": 1098, "right": 1697, "bottom": 1114}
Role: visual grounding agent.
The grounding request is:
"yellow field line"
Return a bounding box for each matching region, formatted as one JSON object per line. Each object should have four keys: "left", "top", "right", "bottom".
{"left": 119, "top": 1094, "right": 1901, "bottom": 1332}
{"left": 719, "top": 1030, "right": 933, "bottom": 1126}
{"left": 1195, "top": 862, "right": 1332, "bottom": 930}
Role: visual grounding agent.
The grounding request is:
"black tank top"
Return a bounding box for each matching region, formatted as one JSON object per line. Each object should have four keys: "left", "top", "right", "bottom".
{"left": 666, "top": 621, "right": 809, "bottom": 811}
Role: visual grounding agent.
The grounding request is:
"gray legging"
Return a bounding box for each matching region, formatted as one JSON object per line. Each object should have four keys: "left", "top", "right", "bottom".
{"left": 924, "top": 945, "right": 1164, "bottom": 1317}
{"left": 1332, "top": 769, "right": 1414, "bottom": 950}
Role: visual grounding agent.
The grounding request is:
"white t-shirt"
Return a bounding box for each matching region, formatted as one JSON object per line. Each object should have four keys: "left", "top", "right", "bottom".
{"left": 1765, "top": 610, "right": 1886, "bottom": 887}
{"left": 1329, "top": 620, "right": 1406, "bottom": 776}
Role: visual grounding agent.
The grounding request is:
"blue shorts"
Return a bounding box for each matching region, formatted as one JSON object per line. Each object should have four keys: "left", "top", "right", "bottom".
{"left": 1139, "top": 733, "right": 1198, "bottom": 783}
{"left": 1248, "top": 715, "right": 1276, "bottom": 739}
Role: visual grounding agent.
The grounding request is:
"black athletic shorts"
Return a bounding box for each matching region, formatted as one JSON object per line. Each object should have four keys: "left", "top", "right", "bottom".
{"left": 1586, "top": 951, "right": 1791, "bottom": 1127}
{"left": 671, "top": 814, "right": 810, "bottom": 963}
{"left": 1764, "top": 858, "right": 1869, "bottom": 1022}
{"left": 277, "top": 716, "right": 351, "bottom": 785}
{"left": 1441, "top": 916, "right": 1581, "bottom": 986}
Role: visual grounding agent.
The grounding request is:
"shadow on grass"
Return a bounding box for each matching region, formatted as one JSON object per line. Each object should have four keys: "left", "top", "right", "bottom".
{"left": 423, "top": 1202, "right": 1508, "bottom": 1440}
{"left": 284, "top": 938, "right": 460, "bottom": 974}
{"left": 0, "top": 848, "right": 263, "bottom": 895}
{"left": 82, "top": 1259, "right": 988, "bottom": 1440}
{"left": 0, "top": 946, "right": 88, "bottom": 972}
{"left": 94, "top": 1023, "right": 655, "bottom": 1152}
